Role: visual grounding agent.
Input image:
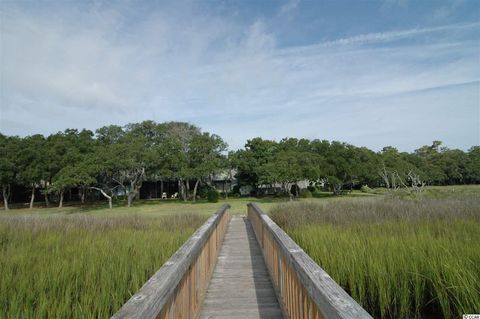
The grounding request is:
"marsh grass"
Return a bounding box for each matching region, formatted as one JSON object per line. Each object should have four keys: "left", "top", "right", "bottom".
{"left": 0, "top": 213, "right": 206, "bottom": 318}
{"left": 270, "top": 194, "right": 480, "bottom": 319}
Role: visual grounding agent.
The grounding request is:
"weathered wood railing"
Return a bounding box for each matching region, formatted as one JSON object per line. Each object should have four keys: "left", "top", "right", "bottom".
{"left": 112, "top": 204, "right": 231, "bottom": 319}
{"left": 247, "top": 203, "right": 373, "bottom": 319}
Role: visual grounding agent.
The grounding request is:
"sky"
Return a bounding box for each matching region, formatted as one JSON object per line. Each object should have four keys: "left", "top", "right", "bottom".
{"left": 1, "top": 0, "right": 479, "bottom": 151}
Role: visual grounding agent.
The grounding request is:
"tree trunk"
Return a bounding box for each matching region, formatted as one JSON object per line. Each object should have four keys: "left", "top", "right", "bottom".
{"left": 185, "top": 179, "right": 190, "bottom": 199}
{"left": 286, "top": 183, "right": 295, "bottom": 201}
{"left": 178, "top": 180, "right": 182, "bottom": 200}
{"left": 45, "top": 192, "right": 50, "bottom": 207}
{"left": 380, "top": 166, "right": 390, "bottom": 189}
{"left": 2, "top": 185, "right": 9, "bottom": 210}
{"left": 90, "top": 187, "right": 113, "bottom": 209}
{"left": 391, "top": 173, "right": 397, "bottom": 190}
{"left": 80, "top": 186, "right": 86, "bottom": 203}
{"left": 183, "top": 181, "right": 187, "bottom": 202}
{"left": 179, "top": 180, "right": 187, "bottom": 202}
{"left": 127, "top": 191, "right": 135, "bottom": 207}
{"left": 160, "top": 180, "right": 164, "bottom": 198}
{"left": 192, "top": 179, "right": 200, "bottom": 203}
{"left": 59, "top": 191, "right": 64, "bottom": 208}
{"left": 29, "top": 186, "right": 35, "bottom": 209}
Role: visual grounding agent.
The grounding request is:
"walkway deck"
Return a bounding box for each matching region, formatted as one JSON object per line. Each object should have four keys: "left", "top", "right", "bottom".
{"left": 198, "top": 216, "right": 283, "bottom": 319}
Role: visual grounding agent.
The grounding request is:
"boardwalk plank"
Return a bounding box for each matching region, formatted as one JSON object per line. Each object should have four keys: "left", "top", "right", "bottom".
{"left": 198, "top": 216, "right": 284, "bottom": 319}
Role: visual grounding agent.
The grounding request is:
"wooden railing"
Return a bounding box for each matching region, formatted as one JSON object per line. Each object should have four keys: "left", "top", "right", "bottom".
{"left": 247, "top": 203, "right": 373, "bottom": 319}
{"left": 112, "top": 204, "right": 231, "bottom": 319}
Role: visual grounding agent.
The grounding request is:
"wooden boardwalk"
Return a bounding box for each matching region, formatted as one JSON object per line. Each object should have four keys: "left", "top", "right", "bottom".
{"left": 198, "top": 216, "right": 284, "bottom": 319}
{"left": 114, "top": 205, "right": 372, "bottom": 319}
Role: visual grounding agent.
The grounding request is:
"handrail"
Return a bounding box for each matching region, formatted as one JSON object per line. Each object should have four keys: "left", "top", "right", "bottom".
{"left": 247, "top": 203, "right": 373, "bottom": 319}
{"left": 112, "top": 204, "right": 231, "bottom": 319}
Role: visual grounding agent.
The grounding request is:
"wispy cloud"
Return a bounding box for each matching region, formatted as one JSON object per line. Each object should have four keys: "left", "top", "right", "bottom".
{"left": 279, "top": 0, "right": 301, "bottom": 16}
{"left": 284, "top": 22, "right": 480, "bottom": 49}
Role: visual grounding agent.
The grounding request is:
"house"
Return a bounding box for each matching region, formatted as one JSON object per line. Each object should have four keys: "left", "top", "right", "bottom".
{"left": 210, "top": 169, "right": 237, "bottom": 193}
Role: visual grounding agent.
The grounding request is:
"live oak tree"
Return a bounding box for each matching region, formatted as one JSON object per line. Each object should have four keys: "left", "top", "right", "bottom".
{"left": 465, "top": 146, "right": 480, "bottom": 184}
{"left": 36, "top": 130, "right": 86, "bottom": 205}
{"left": 236, "top": 138, "right": 321, "bottom": 198}
{"left": 151, "top": 122, "right": 227, "bottom": 203}
{"left": 48, "top": 163, "right": 96, "bottom": 207}
{"left": 17, "top": 135, "right": 46, "bottom": 209}
{"left": 0, "top": 135, "right": 20, "bottom": 210}
{"left": 187, "top": 132, "right": 227, "bottom": 202}
{"left": 378, "top": 146, "right": 414, "bottom": 190}
{"left": 95, "top": 126, "right": 148, "bottom": 207}
{"left": 262, "top": 150, "right": 315, "bottom": 198}
{"left": 413, "top": 141, "right": 447, "bottom": 185}
{"left": 114, "top": 139, "right": 148, "bottom": 208}
{"left": 258, "top": 139, "right": 322, "bottom": 198}
{"left": 92, "top": 125, "right": 128, "bottom": 208}
{"left": 160, "top": 122, "right": 200, "bottom": 202}
{"left": 44, "top": 130, "right": 96, "bottom": 207}
{"left": 92, "top": 121, "right": 215, "bottom": 207}
{"left": 231, "top": 138, "right": 278, "bottom": 190}
{"left": 87, "top": 143, "right": 122, "bottom": 209}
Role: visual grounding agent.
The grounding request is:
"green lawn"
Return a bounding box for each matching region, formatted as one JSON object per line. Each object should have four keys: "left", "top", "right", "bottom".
{"left": 0, "top": 196, "right": 298, "bottom": 217}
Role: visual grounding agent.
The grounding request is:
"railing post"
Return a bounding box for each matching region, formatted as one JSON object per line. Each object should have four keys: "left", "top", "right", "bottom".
{"left": 278, "top": 252, "right": 283, "bottom": 299}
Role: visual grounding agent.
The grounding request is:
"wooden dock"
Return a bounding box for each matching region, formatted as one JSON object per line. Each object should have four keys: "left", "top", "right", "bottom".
{"left": 198, "top": 216, "right": 283, "bottom": 319}
{"left": 113, "top": 204, "right": 373, "bottom": 319}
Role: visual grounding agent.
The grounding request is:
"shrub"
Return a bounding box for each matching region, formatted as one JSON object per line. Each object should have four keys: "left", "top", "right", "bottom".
{"left": 231, "top": 185, "right": 240, "bottom": 195}
{"left": 197, "top": 187, "right": 209, "bottom": 199}
{"left": 360, "top": 185, "right": 372, "bottom": 193}
{"left": 273, "top": 191, "right": 288, "bottom": 198}
{"left": 300, "top": 189, "right": 313, "bottom": 198}
{"left": 307, "top": 185, "right": 316, "bottom": 192}
{"left": 207, "top": 190, "right": 219, "bottom": 203}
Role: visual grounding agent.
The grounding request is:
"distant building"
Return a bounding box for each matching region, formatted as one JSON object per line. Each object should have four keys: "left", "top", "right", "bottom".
{"left": 210, "top": 169, "right": 237, "bottom": 193}
{"left": 256, "top": 180, "right": 311, "bottom": 196}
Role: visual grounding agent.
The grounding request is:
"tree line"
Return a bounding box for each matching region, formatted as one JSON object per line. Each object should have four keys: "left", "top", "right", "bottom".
{"left": 0, "top": 121, "right": 226, "bottom": 210}
{"left": 1, "top": 120, "right": 479, "bottom": 209}
{"left": 231, "top": 138, "right": 480, "bottom": 196}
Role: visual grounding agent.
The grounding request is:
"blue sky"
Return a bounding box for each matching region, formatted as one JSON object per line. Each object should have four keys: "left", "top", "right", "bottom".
{"left": 1, "top": 0, "right": 479, "bottom": 151}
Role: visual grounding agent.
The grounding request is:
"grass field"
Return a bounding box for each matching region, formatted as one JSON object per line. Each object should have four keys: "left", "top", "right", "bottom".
{"left": 0, "top": 196, "right": 297, "bottom": 318}
{"left": 270, "top": 186, "right": 480, "bottom": 319}
{"left": 1, "top": 187, "right": 478, "bottom": 318}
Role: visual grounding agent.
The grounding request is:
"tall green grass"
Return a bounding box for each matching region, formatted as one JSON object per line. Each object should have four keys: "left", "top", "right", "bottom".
{"left": 271, "top": 195, "right": 480, "bottom": 319}
{"left": 0, "top": 214, "right": 206, "bottom": 318}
